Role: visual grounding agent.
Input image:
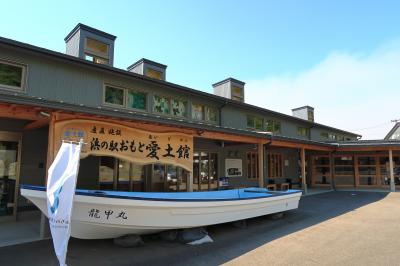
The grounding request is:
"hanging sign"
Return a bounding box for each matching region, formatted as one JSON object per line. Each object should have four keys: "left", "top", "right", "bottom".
{"left": 53, "top": 119, "right": 193, "bottom": 171}
{"left": 225, "top": 159, "right": 243, "bottom": 177}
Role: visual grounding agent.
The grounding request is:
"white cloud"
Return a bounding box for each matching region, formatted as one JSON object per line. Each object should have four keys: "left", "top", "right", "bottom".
{"left": 246, "top": 40, "right": 400, "bottom": 139}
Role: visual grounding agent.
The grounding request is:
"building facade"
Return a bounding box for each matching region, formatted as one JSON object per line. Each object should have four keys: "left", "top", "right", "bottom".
{"left": 0, "top": 24, "right": 399, "bottom": 230}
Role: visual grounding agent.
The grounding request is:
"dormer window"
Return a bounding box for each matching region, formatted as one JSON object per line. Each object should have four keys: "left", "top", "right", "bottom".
{"left": 84, "top": 38, "right": 109, "bottom": 65}
{"left": 146, "top": 68, "right": 162, "bottom": 80}
{"left": 231, "top": 86, "right": 244, "bottom": 102}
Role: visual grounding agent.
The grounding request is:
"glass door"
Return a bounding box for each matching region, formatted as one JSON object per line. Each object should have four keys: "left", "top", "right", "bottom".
{"left": 0, "top": 132, "right": 21, "bottom": 219}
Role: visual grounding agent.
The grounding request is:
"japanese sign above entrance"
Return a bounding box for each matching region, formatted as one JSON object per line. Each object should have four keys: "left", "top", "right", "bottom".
{"left": 53, "top": 119, "right": 193, "bottom": 171}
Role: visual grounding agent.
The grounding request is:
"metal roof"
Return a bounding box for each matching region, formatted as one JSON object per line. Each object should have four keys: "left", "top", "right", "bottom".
{"left": 335, "top": 139, "right": 400, "bottom": 148}
{"left": 127, "top": 58, "right": 167, "bottom": 71}
{"left": 0, "top": 35, "right": 360, "bottom": 138}
{"left": 0, "top": 90, "right": 272, "bottom": 140}
{"left": 384, "top": 122, "right": 400, "bottom": 140}
{"left": 212, "top": 77, "right": 246, "bottom": 87}
{"left": 64, "top": 23, "right": 117, "bottom": 42}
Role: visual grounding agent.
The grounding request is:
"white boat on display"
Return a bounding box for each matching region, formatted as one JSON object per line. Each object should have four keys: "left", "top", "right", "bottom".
{"left": 21, "top": 185, "right": 302, "bottom": 239}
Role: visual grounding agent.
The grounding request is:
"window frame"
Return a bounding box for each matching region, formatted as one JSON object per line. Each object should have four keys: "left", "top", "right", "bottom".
{"left": 126, "top": 88, "right": 148, "bottom": 111}
{"left": 171, "top": 98, "right": 188, "bottom": 118}
{"left": 247, "top": 151, "right": 259, "bottom": 179}
{"left": 103, "top": 83, "right": 126, "bottom": 107}
{"left": 84, "top": 37, "right": 109, "bottom": 59}
{"left": 297, "top": 126, "right": 309, "bottom": 137}
{"left": 153, "top": 94, "right": 171, "bottom": 115}
{"left": 268, "top": 153, "right": 283, "bottom": 178}
{"left": 191, "top": 103, "right": 205, "bottom": 121}
{"left": 265, "top": 119, "right": 281, "bottom": 134}
{"left": 146, "top": 67, "right": 163, "bottom": 80}
{"left": 0, "top": 58, "right": 27, "bottom": 92}
{"left": 247, "top": 115, "right": 264, "bottom": 130}
{"left": 320, "top": 132, "right": 329, "bottom": 139}
{"left": 231, "top": 85, "right": 244, "bottom": 101}
{"left": 205, "top": 106, "right": 218, "bottom": 123}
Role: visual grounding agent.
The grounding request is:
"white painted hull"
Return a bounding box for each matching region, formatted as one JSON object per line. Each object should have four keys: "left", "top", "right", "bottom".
{"left": 21, "top": 188, "right": 302, "bottom": 239}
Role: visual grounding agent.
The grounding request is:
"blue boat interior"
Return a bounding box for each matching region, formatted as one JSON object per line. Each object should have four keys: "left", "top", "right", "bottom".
{"left": 21, "top": 185, "right": 301, "bottom": 202}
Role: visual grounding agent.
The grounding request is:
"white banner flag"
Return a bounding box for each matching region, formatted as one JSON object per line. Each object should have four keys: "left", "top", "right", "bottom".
{"left": 47, "top": 141, "right": 82, "bottom": 266}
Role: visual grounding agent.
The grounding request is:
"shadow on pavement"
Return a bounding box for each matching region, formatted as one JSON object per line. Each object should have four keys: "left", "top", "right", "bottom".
{"left": 0, "top": 191, "right": 389, "bottom": 266}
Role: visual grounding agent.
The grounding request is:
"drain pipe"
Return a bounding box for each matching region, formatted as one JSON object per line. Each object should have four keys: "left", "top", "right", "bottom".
{"left": 218, "top": 101, "right": 228, "bottom": 126}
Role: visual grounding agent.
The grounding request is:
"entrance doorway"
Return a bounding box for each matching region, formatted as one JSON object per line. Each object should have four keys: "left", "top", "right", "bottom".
{"left": 0, "top": 131, "right": 21, "bottom": 221}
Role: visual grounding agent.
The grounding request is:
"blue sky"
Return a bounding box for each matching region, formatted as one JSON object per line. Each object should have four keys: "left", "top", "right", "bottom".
{"left": 1, "top": 1, "right": 400, "bottom": 138}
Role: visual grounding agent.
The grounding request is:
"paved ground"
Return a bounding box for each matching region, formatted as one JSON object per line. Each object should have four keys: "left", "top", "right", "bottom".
{"left": 1, "top": 191, "right": 399, "bottom": 266}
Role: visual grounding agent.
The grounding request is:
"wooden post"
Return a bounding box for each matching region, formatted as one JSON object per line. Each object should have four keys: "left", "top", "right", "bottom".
{"left": 301, "top": 147, "right": 307, "bottom": 194}
{"left": 188, "top": 171, "right": 193, "bottom": 192}
{"left": 329, "top": 152, "right": 335, "bottom": 190}
{"left": 258, "top": 143, "right": 264, "bottom": 188}
{"left": 354, "top": 155, "right": 359, "bottom": 187}
{"left": 376, "top": 155, "right": 381, "bottom": 186}
{"left": 389, "top": 149, "right": 395, "bottom": 192}
{"left": 40, "top": 112, "right": 56, "bottom": 239}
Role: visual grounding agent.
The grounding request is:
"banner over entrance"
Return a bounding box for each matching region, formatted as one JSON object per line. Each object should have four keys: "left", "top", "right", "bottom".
{"left": 53, "top": 119, "right": 193, "bottom": 172}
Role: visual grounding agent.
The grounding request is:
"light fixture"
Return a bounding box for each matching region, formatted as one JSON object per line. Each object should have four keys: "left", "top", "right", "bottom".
{"left": 39, "top": 111, "right": 50, "bottom": 117}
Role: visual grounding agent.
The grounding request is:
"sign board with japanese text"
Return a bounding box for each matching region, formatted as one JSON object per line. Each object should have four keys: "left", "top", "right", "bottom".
{"left": 225, "top": 159, "right": 243, "bottom": 177}
{"left": 53, "top": 119, "right": 193, "bottom": 172}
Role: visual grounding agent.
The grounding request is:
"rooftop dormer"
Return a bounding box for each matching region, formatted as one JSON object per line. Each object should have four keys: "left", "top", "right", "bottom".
{"left": 292, "top": 105, "right": 314, "bottom": 122}
{"left": 64, "top": 23, "right": 116, "bottom": 66}
{"left": 213, "top": 78, "right": 245, "bottom": 102}
{"left": 127, "top": 58, "right": 167, "bottom": 81}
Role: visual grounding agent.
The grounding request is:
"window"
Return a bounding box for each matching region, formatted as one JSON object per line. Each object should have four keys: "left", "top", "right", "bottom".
{"left": 99, "top": 156, "right": 145, "bottom": 192}
{"left": 192, "top": 104, "right": 204, "bottom": 120}
{"left": 205, "top": 107, "right": 217, "bottom": 122}
{"left": 153, "top": 95, "right": 170, "bottom": 114}
{"left": 0, "top": 60, "right": 25, "bottom": 90}
{"left": 172, "top": 99, "right": 188, "bottom": 117}
{"left": 307, "top": 109, "right": 314, "bottom": 122}
{"left": 127, "top": 90, "right": 146, "bottom": 110}
{"left": 231, "top": 86, "right": 244, "bottom": 101}
{"left": 104, "top": 85, "right": 124, "bottom": 106}
{"left": 390, "top": 127, "right": 400, "bottom": 140}
{"left": 320, "top": 132, "right": 329, "bottom": 139}
{"left": 84, "top": 38, "right": 109, "bottom": 65}
{"left": 247, "top": 152, "right": 259, "bottom": 179}
{"left": 266, "top": 120, "right": 281, "bottom": 133}
{"left": 297, "top": 127, "right": 309, "bottom": 137}
{"left": 247, "top": 115, "right": 263, "bottom": 130}
{"left": 328, "top": 133, "right": 337, "bottom": 140}
{"left": 193, "top": 152, "right": 218, "bottom": 191}
{"left": 166, "top": 165, "right": 188, "bottom": 192}
{"left": 268, "top": 153, "right": 283, "bottom": 178}
{"left": 146, "top": 68, "right": 162, "bottom": 80}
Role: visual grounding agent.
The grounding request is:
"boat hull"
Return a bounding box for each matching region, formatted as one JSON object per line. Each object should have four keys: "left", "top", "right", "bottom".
{"left": 21, "top": 187, "right": 302, "bottom": 239}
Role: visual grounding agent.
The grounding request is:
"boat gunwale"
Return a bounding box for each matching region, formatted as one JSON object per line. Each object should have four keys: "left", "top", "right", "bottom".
{"left": 20, "top": 184, "right": 302, "bottom": 202}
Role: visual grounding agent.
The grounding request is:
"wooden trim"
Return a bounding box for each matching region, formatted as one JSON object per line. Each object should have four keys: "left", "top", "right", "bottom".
{"left": 267, "top": 153, "right": 283, "bottom": 178}
{"left": 258, "top": 143, "right": 264, "bottom": 188}
{"left": 389, "top": 149, "right": 395, "bottom": 191}
{"left": 271, "top": 139, "right": 332, "bottom": 151}
{"left": 0, "top": 103, "right": 46, "bottom": 121}
{"left": 301, "top": 148, "right": 307, "bottom": 193}
{"left": 337, "top": 146, "right": 400, "bottom": 152}
{"left": 23, "top": 118, "right": 50, "bottom": 130}
{"left": 354, "top": 155, "right": 359, "bottom": 186}
{"left": 45, "top": 113, "right": 57, "bottom": 184}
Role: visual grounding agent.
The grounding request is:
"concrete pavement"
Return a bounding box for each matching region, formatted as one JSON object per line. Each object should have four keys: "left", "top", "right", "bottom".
{"left": 0, "top": 191, "right": 399, "bottom": 266}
